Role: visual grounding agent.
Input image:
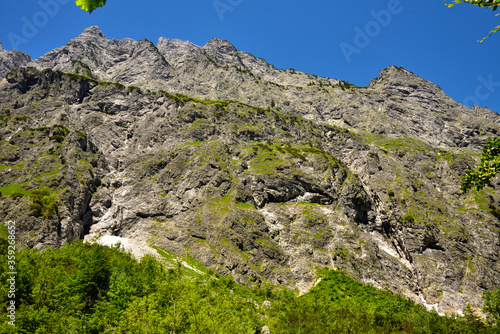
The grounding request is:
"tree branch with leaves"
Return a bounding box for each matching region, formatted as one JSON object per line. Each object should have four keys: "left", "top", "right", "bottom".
{"left": 447, "top": 0, "right": 500, "bottom": 41}
{"left": 75, "top": 0, "right": 107, "bottom": 14}
{"left": 461, "top": 137, "right": 500, "bottom": 193}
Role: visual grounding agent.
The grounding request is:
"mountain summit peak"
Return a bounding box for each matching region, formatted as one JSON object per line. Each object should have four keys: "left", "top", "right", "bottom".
{"left": 78, "top": 26, "right": 106, "bottom": 40}
{"left": 204, "top": 38, "right": 237, "bottom": 50}
{"left": 370, "top": 65, "right": 443, "bottom": 94}
{"left": 378, "top": 65, "right": 419, "bottom": 81}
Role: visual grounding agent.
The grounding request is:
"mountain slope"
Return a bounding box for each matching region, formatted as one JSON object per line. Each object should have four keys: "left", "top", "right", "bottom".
{"left": 24, "top": 26, "right": 499, "bottom": 150}
{"left": 0, "top": 27, "right": 499, "bottom": 315}
{"left": 0, "top": 41, "right": 31, "bottom": 79}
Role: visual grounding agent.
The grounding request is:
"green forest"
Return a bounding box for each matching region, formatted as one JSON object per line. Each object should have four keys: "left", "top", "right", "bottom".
{"left": 1, "top": 236, "right": 499, "bottom": 333}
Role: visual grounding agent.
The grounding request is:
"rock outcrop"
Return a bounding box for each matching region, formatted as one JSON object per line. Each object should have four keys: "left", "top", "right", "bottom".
{"left": 0, "top": 42, "right": 31, "bottom": 79}
{"left": 0, "top": 27, "right": 499, "bottom": 315}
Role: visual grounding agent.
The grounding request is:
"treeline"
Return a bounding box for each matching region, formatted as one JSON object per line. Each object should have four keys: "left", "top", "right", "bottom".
{"left": 0, "top": 239, "right": 499, "bottom": 333}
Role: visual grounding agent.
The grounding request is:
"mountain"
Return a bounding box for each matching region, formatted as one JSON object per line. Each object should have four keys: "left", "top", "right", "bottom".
{"left": 0, "top": 41, "right": 31, "bottom": 79}
{"left": 0, "top": 26, "right": 499, "bottom": 315}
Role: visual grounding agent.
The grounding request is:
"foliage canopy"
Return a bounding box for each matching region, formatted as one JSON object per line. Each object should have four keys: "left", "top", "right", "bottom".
{"left": 461, "top": 137, "right": 500, "bottom": 192}
{"left": 1, "top": 240, "right": 499, "bottom": 333}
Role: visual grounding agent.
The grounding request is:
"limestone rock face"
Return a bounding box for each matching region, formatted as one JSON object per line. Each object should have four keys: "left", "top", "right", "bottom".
{"left": 0, "top": 27, "right": 499, "bottom": 315}
{"left": 0, "top": 43, "right": 31, "bottom": 79}
{"left": 21, "top": 27, "right": 498, "bottom": 151}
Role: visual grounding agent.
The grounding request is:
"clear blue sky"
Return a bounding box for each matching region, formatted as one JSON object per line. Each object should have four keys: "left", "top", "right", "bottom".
{"left": 1, "top": 0, "right": 499, "bottom": 112}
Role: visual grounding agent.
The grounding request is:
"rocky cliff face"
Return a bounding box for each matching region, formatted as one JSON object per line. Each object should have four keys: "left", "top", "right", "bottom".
{"left": 0, "top": 27, "right": 499, "bottom": 315}
{"left": 0, "top": 42, "right": 31, "bottom": 79}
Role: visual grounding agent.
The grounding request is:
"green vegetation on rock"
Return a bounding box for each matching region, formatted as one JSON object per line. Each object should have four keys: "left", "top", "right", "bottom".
{"left": 461, "top": 137, "right": 500, "bottom": 193}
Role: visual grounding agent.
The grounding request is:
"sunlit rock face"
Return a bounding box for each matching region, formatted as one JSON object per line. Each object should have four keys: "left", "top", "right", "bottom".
{"left": 0, "top": 26, "right": 499, "bottom": 315}
{"left": 0, "top": 42, "right": 31, "bottom": 79}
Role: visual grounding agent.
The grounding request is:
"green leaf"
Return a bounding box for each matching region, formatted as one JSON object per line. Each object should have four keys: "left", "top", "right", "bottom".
{"left": 75, "top": 0, "right": 107, "bottom": 13}
{"left": 480, "top": 24, "right": 500, "bottom": 42}
{"left": 447, "top": 0, "right": 500, "bottom": 40}
{"left": 461, "top": 137, "right": 500, "bottom": 192}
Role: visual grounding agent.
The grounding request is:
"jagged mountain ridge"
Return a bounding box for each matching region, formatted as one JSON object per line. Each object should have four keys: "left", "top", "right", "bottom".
{"left": 2, "top": 26, "right": 498, "bottom": 149}
{"left": 0, "top": 27, "right": 499, "bottom": 315}
{"left": 0, "top": 41, "right": 32, "bottom": 81}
